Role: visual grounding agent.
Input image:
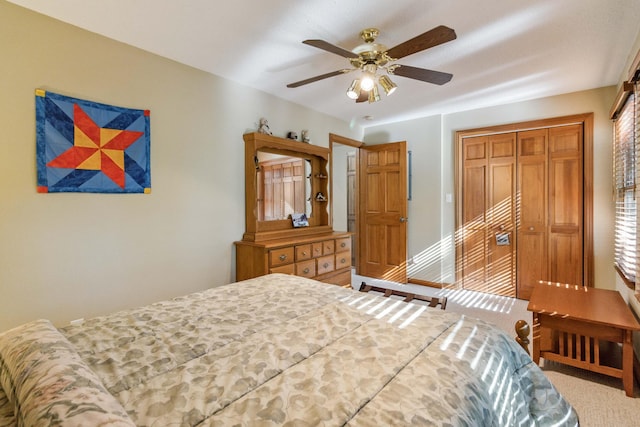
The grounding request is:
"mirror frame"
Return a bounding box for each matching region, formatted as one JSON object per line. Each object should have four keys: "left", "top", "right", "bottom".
{"left": 242, "top": 132, "right": 332, "bottom": 242}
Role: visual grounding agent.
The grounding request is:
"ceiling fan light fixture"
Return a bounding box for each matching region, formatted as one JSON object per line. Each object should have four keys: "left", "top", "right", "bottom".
{"left": 360, "top": 74, "right": 375, "bottom": 92}
{"left": 368, "top": 84, "right": 381, "bottom": 103}
{"left": 346, "top": 79, "right": 361, "bottom": 99}
{"left": 379, "top": 75, "right": 397, "bottom": 96}
{"left": 360, "top": 63, "right": 377, "bottom": 91}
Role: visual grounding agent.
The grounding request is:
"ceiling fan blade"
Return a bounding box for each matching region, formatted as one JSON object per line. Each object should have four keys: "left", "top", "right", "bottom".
{"left": 286, "top": 69, "right": 348, "bottom": 88}
{"left": 391, "top": 64, "right": 453, "bottom": 85}
{"left": 386, "top": 25, "right": 456, "bottom": 60}
{"left": 303, "top": 39, "right": 359, "bottom": 58}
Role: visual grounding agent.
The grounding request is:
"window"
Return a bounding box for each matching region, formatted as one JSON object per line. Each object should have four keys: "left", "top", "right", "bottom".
{"left": 613, "top": 88, "right": 636, "bottom": 287}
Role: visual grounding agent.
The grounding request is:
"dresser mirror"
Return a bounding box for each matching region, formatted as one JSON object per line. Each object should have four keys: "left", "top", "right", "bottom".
{"left": 255, "top": 151, "right": 313, "bottom": 221}
{"left": 243, "top": 132, "right": 332, "bottom": 242}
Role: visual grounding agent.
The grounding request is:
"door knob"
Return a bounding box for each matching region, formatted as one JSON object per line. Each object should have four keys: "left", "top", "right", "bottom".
{"left": 400, "top": 217, "right": 408, "bottom": 223}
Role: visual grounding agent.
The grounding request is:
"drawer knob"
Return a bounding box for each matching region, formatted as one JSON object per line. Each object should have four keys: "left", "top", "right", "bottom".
{"left": 302, "top": 251, "right": 307, "bottom": 256}
{"left": 340, "top": 242, "right": 346, "bottom": 248}
{"left": 279, "top": 254, "right": 287, "bottom": 261}
{"left": 323, "top": 263, "right": 329, "bottom": 268}
{"left": 340, "top": 258, "right": 346, "bottom": 263}
{"left": 303, "top": 268, "right": 310, "bottom": 274}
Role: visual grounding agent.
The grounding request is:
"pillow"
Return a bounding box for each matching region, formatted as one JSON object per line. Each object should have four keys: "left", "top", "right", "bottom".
{"left": 0, "top": 319, "right": 135, "bottom": 427}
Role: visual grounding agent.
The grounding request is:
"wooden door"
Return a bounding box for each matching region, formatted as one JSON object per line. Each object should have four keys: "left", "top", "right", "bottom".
{"left": 457, "top": 114, "right": 592, "bottom": 298}
{"left": 459, "top": 123, "right": 585, "bottom": 299}
{"left": 548, "top": 124, "right": 583, "bottom": 285}
{"left": 516, "top": 129, "right": 548, "bottom": 299}
{"left": 487, "top": 134, "right": 516, "bottom": 296}
{"left": 460, "top": 134, "right": 517, "bottom": 297}
{"left": 460, "top": 136, "right": 490, "bottom": 288}
{"left": 358, "top": 142, "right": 408, "bottom": 283}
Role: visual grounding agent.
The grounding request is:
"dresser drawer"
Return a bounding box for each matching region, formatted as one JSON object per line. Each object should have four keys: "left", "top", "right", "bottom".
{"left": 270, "top": 264, "right": 294, "bottom": 274}
{"left": 322, "top": 240, "right": 335, "bottom": 255}
{"left": 335, "top": 252, "right": 351, "bottom": 269}
{"left": 295, "top": 244, "right": 312, "bottom": 261}
{"left": 317, "top": 254, "right": 335, "bottom": 275}
{"left": 296, "top": 259, "right": 316, "bottom": 278}
{"left": 336, "top": 237, "right": 351, "bottom": 253}
{"left": 312, "top": 242, "right": 323, "bottom": 257}
{"left": 269, "top": 247, "right": 294, "bottom": 267}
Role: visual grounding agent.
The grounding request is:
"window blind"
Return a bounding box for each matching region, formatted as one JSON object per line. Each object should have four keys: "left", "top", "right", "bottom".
{"left": 613, "top": 87, "right": 636, "bottom": 285}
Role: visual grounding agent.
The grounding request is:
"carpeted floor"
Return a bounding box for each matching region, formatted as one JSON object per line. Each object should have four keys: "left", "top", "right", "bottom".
{"left": 351, "top": 273, "right": 640, "bottom": 426}
{"left": 541, "top": 361, "right": 640, "bottom": 426}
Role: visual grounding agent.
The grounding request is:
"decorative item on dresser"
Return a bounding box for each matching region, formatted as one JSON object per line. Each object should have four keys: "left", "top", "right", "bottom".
{"left": 235, "top": 132, "right": 352, "bottom": 287}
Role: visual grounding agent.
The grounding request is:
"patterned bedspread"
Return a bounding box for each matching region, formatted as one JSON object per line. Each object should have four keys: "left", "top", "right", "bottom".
{"left": 0, "top": 274, "right": 578, "bottom": 426}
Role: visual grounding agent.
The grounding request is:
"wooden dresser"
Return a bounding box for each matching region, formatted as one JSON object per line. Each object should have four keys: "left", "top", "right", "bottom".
{"left": 235, "top": 232, "right": 352, "bottom": 286}
{"left": 237, "top": 132, "right": 352, "bottom": 287}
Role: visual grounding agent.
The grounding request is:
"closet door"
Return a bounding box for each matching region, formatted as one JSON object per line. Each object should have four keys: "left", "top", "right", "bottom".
{"left": 461, "top": 136, "right": 489, "bottom": 289}
{"left": 517, "top": 129, "right": 548, "bottom": 300}
{"left": 548, "top": 124, "right": 583, "bottom": 285}
{"left": 457, "top": 115, "right": 591, "bottom": 299}
{"left": 487, "top": 134, "right": 516, "bottom": 296}
{"left": 461, "top": 133, "right": 516, "bottom": 297}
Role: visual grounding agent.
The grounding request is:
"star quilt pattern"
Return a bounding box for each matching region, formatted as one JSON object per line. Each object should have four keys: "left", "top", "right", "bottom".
{"left": 36, "top": 90, "right": 151, "bottom": 193}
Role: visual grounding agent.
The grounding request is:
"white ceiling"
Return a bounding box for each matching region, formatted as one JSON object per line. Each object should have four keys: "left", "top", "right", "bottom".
{"left": 8, "top": 0, "right": 640, "bottom": 127}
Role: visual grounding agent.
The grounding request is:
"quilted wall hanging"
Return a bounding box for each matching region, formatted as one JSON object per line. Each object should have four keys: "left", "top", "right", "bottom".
{"left": 36, "top": 89, "right": 151, "bottom": 193}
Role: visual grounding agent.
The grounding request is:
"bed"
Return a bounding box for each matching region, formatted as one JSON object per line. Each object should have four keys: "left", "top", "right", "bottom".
{"left": 0, "top": 274, "right": 578, "bottom": 426}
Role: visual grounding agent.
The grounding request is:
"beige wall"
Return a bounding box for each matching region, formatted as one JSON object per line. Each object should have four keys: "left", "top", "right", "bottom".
{"left": 0, "top": 2, "right": 361, "bottom": 332}
{"left": 361, "top": 87, "right": 617, "bottom": 291}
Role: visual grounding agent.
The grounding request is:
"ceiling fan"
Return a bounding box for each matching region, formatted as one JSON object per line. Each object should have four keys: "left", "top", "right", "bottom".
{"left": 287, "top": 25, "right": 457, "bottom": 103}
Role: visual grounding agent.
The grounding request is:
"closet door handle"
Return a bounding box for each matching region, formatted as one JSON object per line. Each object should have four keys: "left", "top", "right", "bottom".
{"left": 399, "top": 217, "right": 408, "bottom": 223}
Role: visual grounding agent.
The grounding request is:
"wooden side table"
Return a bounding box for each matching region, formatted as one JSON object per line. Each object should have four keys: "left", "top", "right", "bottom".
{"left": 527, "top": 281, "right": 640, "bottom": 397}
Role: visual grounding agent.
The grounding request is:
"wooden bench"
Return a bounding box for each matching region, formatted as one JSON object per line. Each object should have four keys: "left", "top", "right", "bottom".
{"left": 358, "top": 282, "right": 447, "bottom": 310}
